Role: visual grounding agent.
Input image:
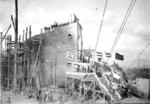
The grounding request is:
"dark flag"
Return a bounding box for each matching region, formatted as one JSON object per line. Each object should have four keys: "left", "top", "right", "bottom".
{"left": 115, "top": 53, "right": 124, "bottom": 61}
{"left": 73, "top": 14, "right": 79, "bottom": 22}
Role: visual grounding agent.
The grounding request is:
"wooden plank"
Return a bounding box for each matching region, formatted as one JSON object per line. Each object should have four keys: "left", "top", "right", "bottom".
{"left": 66, "top": 72, "right": 97, "bottom": 82}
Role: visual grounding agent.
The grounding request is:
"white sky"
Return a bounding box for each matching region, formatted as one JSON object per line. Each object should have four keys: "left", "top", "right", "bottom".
{"left": 0, "top": 0, "right": 150, "bottom": 68}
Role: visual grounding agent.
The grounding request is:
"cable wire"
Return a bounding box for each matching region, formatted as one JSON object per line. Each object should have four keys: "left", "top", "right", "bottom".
{"left": 111, "top": 0, "right": 134, "bottom": 53}
{"left": 110, "top": 0, "right": 136, "bottom": 54}
{"left": 19, "top": 0, "right": 30, "bottom": 14}
{"left": 95, "top": 0, "right": 108, "bottom": 51}
{"left": 2, "top": 24, "right": 11, "bottom": 42}
{"left": 129, "top": 42, "right": 150, "bottom": 67}
{"left": 92, "top": 0, "right": 108, "bottom": 62}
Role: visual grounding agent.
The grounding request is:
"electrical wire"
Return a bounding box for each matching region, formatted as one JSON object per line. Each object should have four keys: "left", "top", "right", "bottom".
{"left": 129, "top": 42, "right": 150, "bottom": 67}
{"left": 110, "top": 0, "right": 136, "bottom": 54}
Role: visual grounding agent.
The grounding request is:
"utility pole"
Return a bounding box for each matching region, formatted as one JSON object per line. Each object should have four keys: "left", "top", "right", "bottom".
{"left": 0, "top": 32, "right": 2, "bottom": 102}
{"left": 14, "top": 0, "right": 18, "bottom": 92}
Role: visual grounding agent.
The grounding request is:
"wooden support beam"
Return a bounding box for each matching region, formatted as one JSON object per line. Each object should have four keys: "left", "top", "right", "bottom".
{"left": 29, "top": 25, "right": 31, "bottom": 38}
{"left": 41, "top": 28, "right": 43, "bottom": 34}
{"left": 15, "top": 0, "right": 18, "bottom": 43}
{"left": 18, "top": 34, "right": 21, "bottom": 91}
{"left": 20, "top": 30, "right": 24, "bottom": 93}
{"left": 27, "top": 25, "right": 31, "bottom": 85}
{"left": 25, "top": 27, "right": 28, "bottom": 85}
{"left": 7, "top": 35, "right": 11, "bottom": 90}
{"left": 30, "top": 34, "right": 42, "bottom": 88}
{"left": 14, "top": 48, "right": 17, "bottom": 91}
{"left": 26, "top": 27, "right": 28, "bottom": 41}
{"left": 19, "top": 35, "right": 21, "bottom": 43}
{"left": 5, "top": 36, "right": 7, "bottom": 51}
{"left": 50, "top": 58, "right": 53, "bottom": 86}
{"left": 79, "top": 79, "right": 82, "bottom": 99}
{"left": 23, "top": 29, "right": 26, "bottom": 88}
{"left": 22, "top": 30, "right": 24, "bottom": 42}
{"left": 11, "top": 15, "right": 15, "bottom": 32}
{"left": 0, "top": 32, "right": 2, "bottom": 102}
{"left": 55, "top": 54, "right": 57, "bottom": 89}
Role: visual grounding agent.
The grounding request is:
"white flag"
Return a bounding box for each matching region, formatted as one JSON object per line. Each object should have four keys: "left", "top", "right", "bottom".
{"left": 66, "top": 51, "right": 73, "bottom": 59}
{"left": 105, "top": 52, "right": 111, "bottom": 58}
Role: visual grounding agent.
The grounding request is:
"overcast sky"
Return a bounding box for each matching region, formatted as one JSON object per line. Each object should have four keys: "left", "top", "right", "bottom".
{"left": 0, "top": 0, "right": 150, "bottom": 68}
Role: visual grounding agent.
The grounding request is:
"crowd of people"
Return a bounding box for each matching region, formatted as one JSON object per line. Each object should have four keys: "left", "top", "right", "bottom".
{"left": 44, "top": 22, "right": 70, "bottom": 32}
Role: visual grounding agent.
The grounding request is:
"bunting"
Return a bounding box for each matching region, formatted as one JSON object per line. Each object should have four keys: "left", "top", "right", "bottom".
{"left": 115, "top": 53, "right": 124, "bottom": 61}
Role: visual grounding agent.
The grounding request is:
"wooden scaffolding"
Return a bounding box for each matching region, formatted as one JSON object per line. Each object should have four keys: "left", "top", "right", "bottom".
{"left": 65, "top": 61, "right": 121, "bottom": 103}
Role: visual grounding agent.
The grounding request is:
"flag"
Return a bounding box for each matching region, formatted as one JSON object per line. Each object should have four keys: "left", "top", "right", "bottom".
{"left": 73, "top": 14, "right": 79, "bottom": 22}
{"left": 105, "top": 52, "right": 111, "bottom": 58}
{"left": 115, "top": 53, "right": 124, "bottom": 61}
{"left": 66, "top": 51, "right": 73, "bottom": 59}
{"left": 96, "top": 52, "right": 103, "bottom": 62}
{"left": 96, "top": 52, "right": 103, "bottom": 57}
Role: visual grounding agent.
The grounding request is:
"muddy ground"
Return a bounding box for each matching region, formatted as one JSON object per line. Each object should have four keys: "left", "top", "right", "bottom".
{"left": 1, "top": 90, "right": 150, "bottom": 104}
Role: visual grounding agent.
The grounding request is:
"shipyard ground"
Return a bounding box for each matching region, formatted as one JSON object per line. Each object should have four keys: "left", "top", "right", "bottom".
{"left": 1, "top": 90, "right": 150, "bottom": 104}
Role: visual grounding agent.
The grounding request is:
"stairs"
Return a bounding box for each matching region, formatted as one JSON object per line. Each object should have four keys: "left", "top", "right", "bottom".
{"left": 93, "top": 72, "right": 121, "bottom": 102}
{"left": 66, "top": 62, "right": 122, "bottom": 102}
